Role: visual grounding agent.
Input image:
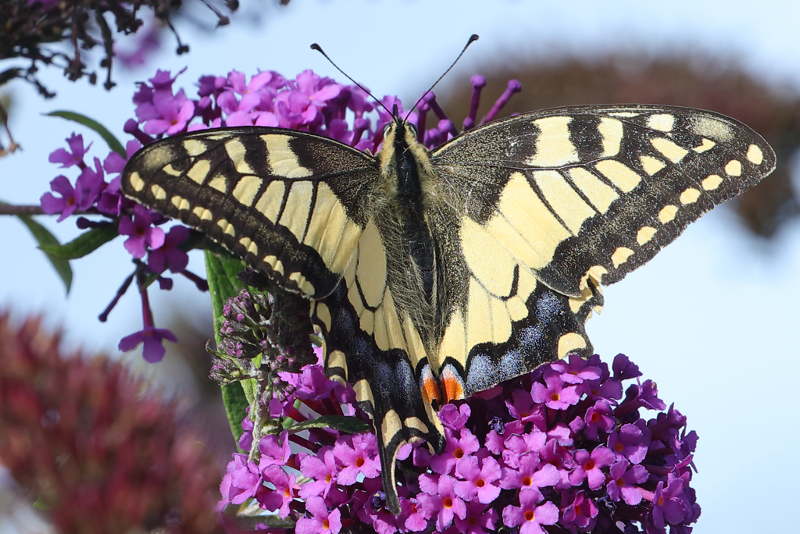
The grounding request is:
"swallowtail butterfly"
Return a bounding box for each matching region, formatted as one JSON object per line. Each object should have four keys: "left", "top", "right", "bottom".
{"left": 122, "top": 93, "right": 775, "bottom": 511}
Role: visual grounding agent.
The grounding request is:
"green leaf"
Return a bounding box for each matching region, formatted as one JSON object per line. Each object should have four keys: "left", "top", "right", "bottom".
{"left": 205, "top": 250, "right": 254, "bottom": 445}
{"left": 46, "top": 110, "right": 126, "bottom": 156}
{"left": 220, "top": 382, "right": 249, "bottom": 446}
{"left": 257, "top": 516, "right": 295, "bottom": 529}
{"left": 232, "top": 510, "right": 295, "bottom": 529}
{"left": 206, "top": 250, "right": 248, "bottom": 318}
{"left": 17, "top": 215, "right": 73, "bottom": 294}
{"left": 39, "top": 222, "right": 118, "bottom": 260}
{"left": 284, "top": 415, "right": 371, "bottom": 434}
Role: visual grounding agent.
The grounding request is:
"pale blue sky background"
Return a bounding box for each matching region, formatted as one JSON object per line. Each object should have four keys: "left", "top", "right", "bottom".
{"left": 2, "top": 1, "right": 799, "bottom": 532}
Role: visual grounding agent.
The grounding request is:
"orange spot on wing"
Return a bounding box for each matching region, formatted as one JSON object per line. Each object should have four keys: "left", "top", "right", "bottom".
{"left": 422, "top": 377, "right": 442, "bottom": 404}
{"left": 442, "top": 376, "right": 464, "bottom": 402}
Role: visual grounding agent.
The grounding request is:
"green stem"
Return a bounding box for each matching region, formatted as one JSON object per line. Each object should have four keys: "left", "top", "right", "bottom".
{"left": 0, "top": 202, "right": 92, "bottom": 216}
{"left": 0, "top": 203, "right": 46, "bottom": 215}
{"left": 248, "top": 379, "right": 266, "bottom": 463}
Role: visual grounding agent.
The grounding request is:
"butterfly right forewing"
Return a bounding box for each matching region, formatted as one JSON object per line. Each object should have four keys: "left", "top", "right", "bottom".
{"left": 431, "top": 104, "right": 776, "bottom": 298}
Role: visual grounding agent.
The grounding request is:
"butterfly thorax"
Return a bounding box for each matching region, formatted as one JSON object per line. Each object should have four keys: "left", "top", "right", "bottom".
{"left": 374, "top": 122, "right": 444, "bottom": 345}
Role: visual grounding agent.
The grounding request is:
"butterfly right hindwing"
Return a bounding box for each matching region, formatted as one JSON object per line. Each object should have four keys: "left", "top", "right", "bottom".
{"left": 422, "top": 104, "right": 774, "bottom": 405}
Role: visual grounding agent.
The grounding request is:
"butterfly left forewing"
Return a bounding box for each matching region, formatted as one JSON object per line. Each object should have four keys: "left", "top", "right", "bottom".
{"left": 122, "top": 127, "right": 377, "bottom": 299}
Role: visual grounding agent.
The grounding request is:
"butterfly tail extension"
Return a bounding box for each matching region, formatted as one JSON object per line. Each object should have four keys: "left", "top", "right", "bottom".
{"left": 327, "top": 348, "right": 445, "bottom": 514}
{"left": 312, "top": 288, "right": 444, "bottom": 514}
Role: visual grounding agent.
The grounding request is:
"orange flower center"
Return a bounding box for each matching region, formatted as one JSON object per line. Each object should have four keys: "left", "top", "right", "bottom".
{"left": 454, "top": 447, "right": 464, "bottom": 458}
{"left": 524, "top": 510, "right": 535, "bottom": 521}
{"left": 355, "top": 457, "right": 365, "bottom": 467}
{"left": 476, "top": 478, "right": 485, "bottom": 488}
{"left": 443, "top": 497, "right": 453, "bottom": 508}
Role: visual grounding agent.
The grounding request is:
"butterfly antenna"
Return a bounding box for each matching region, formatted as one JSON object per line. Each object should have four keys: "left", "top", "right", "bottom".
{"left": 404, "top": 34, "right": 479, "bottom": 122}
{"left": 310, "top": 43, "right": 395, "bottom": 119}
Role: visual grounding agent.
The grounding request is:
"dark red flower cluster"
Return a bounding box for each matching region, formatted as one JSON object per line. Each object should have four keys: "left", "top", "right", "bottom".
{"left": 0, "top": 313, "right": 224, "bottom": 533}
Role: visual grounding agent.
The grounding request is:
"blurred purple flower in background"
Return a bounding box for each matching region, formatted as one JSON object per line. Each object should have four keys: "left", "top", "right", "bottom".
{"left": 0, "top": 315, "right": 222, "bottom": 533}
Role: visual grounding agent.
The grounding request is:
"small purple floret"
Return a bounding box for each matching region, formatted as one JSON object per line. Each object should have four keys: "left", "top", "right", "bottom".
{"left": 296, "top": 496, "right": 342, "bottom": 534}
{"left": 117, "top": 325, "right": 176, "bottom": 363}
{"left": 147, "top": 225, "right": 190, "bottom": 274}
{"left": 48, "top": 133, "right": 90, "bottom": 169}
{"left": 118, "top": 205, "right": 165, "bottom": 259}
{"left": 218, "top": 453, "right": 261, "bottom": 506}
{"left": 531, "top": 371, "right": 580, "bottom": 410}
{"left": 502, "top": 488, "right": 559, "bottom": 534}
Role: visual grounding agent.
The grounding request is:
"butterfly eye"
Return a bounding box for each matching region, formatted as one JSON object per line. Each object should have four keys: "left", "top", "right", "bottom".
{"left": 406, "top": 123, "right": 418, "bottom": 137}
{"left": 381, "top": 122, "right": 393, "bottom": 137}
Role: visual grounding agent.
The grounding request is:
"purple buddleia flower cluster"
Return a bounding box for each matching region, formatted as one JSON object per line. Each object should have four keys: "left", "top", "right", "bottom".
{"left": 220, "top": 352, "right": 700, "bottom": 534}
{"left": 6, "top": 0, "right": 238, "bottom": 96}
{"left": 39, "top": 69, "right": 519, "bottom": 363}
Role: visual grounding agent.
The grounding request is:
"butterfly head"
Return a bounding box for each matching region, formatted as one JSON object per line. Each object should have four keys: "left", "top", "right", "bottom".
{"left": 383, "top": 102, "right": 419, "bottom": 143}
{"left": 378, "top": 118, "right": 427, "bottom": 186}
{"left": 381, "top": 117, "right": 419, "bottom": 147}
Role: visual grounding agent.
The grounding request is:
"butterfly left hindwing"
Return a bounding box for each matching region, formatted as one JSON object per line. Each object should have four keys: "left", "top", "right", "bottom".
{"left": 121, "top": 126, "right": 447, "bottom": 513}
